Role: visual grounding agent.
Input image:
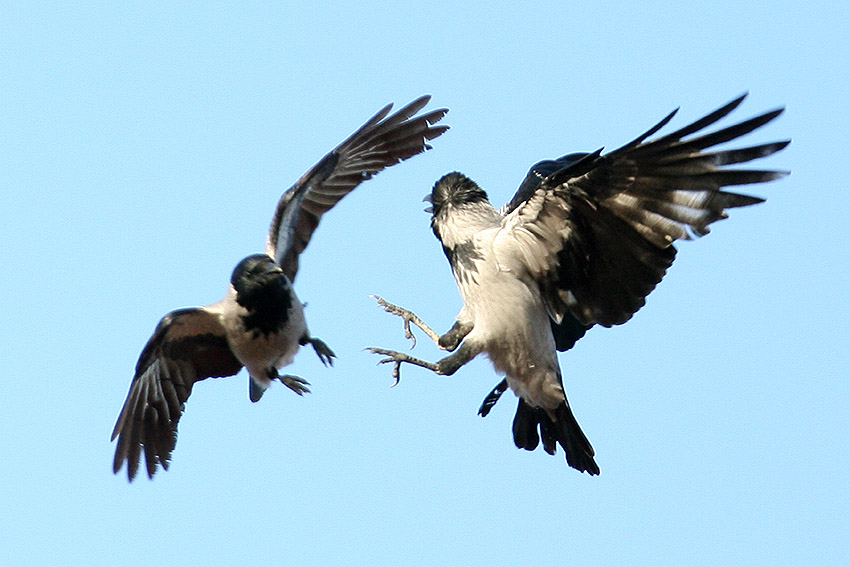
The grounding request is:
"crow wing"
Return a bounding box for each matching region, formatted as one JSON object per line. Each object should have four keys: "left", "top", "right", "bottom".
{"left": 494, "top": 93, "right": 789, "bottom": 330}
{"left": 498, "top": 153, "right": 598, "bottom": 351}
{"left": 111, "top": 307, "right": 243, "bottom": 481}
{"left": 266, "top": 95, "right": 449, "bottom": 280}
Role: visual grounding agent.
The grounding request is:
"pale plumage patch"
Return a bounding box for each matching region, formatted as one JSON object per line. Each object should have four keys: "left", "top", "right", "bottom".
{"left": 371, "top": 93, "right": 788, "bottom": 476}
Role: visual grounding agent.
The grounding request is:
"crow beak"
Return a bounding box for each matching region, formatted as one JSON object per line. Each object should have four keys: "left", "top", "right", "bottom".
{"left": 264, "top": 264, "right": 285, "bottom": 277}
{"left": 423, "top": 194, "right": 433, "bottom": 214}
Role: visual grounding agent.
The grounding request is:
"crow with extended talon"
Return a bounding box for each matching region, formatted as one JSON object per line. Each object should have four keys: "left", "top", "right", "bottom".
{"left": 370, "top": 94, "right": 788, "bottom": 475}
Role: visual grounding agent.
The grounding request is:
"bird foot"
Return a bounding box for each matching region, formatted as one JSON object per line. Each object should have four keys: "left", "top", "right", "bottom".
{"left": 366, "top": 347, "right": 440, "bottom": 386}
{"left": 306, "top": 337, "right": 335, "bottom": 366}
{"left": 370, "top": 295, "right": 441, "bottom": 348}
{"left": 279, "top": 374, "right": 311, "bottom": 395}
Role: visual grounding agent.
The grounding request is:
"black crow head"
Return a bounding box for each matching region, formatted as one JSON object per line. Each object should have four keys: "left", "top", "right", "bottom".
{"left": 231, "top": 254, "right": 287, "bottom": 303}
{"left": 425, "top": 172, "right": 489, "bottom": 219}
{"left": 231, "top": 254, "right": 284, "bottom": 287}
{"left": 231, "top": 254, "right": 292, "bottom": 334}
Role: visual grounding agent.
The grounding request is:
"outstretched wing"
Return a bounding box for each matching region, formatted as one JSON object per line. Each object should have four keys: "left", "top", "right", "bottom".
{"left": 111, "top": 308, "right": 243, "bottom": 481}
{"left": 495, "top": 93, "right": 789, "bottom": 331}
{"left": 267, "top": 95, "right": 449, "bottom": 280}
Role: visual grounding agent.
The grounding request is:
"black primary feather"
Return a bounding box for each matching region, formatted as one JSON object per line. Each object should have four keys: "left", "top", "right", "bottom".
{"left": 113, "top": 96, "right": 449, "bottom": 481}
{"left": 517, "top": 94, "right": 788, "bottom": 329}
{"left": 112, "top": 309, "right": 243, "bottom": 481}
{"left": 483, "top": 94, "right": 787, "bottom": 470}
{"left": 267, "top": 95, "right": 449, "bottom": 280}
{"left": 371, "top": 94, "right": 787, "bottom": 476}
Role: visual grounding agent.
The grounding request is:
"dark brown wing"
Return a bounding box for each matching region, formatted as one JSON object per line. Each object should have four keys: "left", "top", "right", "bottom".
{"left": 111, "top": 307, "right": 242, "bottom": 481}
{"left": 266, "top": 95, "right": 449, "bottom": 280}
{"left": 498, "top": 93, "right": 789, "bottom": 329}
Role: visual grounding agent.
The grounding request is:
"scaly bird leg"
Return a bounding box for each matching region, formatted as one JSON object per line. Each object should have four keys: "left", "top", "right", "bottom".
{"left": 302, "top": 336, "right": 335, "bottom": 366}
{"left": 367, "top": 348, "right": 440, "bottom": 385}
{"left": 367, "top": 342, "right": 479, "bottom": 386}
{"left": 370, "top": 295, "right": 442, "bottom": 348}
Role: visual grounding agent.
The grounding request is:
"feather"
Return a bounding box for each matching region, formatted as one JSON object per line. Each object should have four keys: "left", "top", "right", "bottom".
{"left": 266, "top": 95, "right": 448, "bottom": 280}
{"left": 111, "top": 308, "right": 242, "bottom": 481}
{"left": 499, "top": 93, "right": 787, "bottom": 327}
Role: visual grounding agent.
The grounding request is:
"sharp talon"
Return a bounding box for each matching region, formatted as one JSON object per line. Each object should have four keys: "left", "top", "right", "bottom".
{"left": 370, "top": 295, "right": 389, "bottom": 312}
{"left": 368, "top": 347, "right": 403, "bottom": 385}
{"left": 309, "top": 338, "right": 335, "bottom": 367}
{"left": 279, "top": 374, "right": 311, "bottom": 395}
{"left": 367, "top": 346, "right": 441, "bottom": 386}
{"left": 372, "top": 296, "right": 418, "bottom": 347}
{"left": 371, "top": 295, "right": 442, "bottom": 348}
{"left": 391, "top": 362, "right": 401, "bottom": 387}
{"left": 404, "top": 322, "right": 417, "bottom": 348}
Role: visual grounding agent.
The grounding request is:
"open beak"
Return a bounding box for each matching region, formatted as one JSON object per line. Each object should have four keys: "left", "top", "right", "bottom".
{"left": 423, "top": 194, "right": 433, "bottom": 214}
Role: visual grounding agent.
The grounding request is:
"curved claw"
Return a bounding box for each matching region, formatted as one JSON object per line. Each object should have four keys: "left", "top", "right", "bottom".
{"left": 404, "top": 322, "right": 417, "bottom": 348}
{"left": 370, "top": 295, "right": 442, "bottom": 348}
{"left": 308, "top": 337, "right": 336, "bottom": 367}
{"left": 366, "top": 346, "right": 441, "bottom": 386}
{"left": 367, "top": 347, "right": 404, "bottom": 385}
{"left": 389, "top": 361, "right": 402, "bottom": 387}
{"left": 279, "top": 374, "right": 311, "bottom": 396}
{"left": 371, "top": 295, "right": 418, "bottom": 347}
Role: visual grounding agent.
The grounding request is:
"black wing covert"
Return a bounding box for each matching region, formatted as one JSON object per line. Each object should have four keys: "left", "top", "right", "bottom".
{"left": 267, "top": 95, "right": 449, "bottom": 280}
{"left": 111, "top": 308, "right": 243, "bottom": 481}
{"left": 502, "top": 93, "right": 788, "bottom": 330}
{"left": 502, "top": 153, "right": 597, "bottom": 351}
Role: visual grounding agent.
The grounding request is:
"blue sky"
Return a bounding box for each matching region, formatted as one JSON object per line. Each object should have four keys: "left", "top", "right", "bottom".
{"left": 1, "top": 2, "right": 848, "bottom": 565}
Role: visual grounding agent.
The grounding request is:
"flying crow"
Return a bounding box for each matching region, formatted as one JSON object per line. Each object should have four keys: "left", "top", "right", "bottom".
{"left": 369, "top": 94, "right": 787, "bottom": 475}
{"left": 112, "top": 96, "right": 448, "bottom": 481}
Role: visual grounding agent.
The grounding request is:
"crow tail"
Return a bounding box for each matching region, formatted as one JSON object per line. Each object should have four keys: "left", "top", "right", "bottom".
{"left": 512, "top": 398, "right": 600, "bottom": 475}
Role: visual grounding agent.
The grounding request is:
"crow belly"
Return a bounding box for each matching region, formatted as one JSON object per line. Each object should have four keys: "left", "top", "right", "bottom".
{"left": 506, "top": 371, "right": 565, "bottom": 412}
{"left": 272, "top": 303, "right": 308, "bottom": 369}
{"left": 481, "top": 317, "right": 565, "bottom": 411}
{"left": 231, "top": 304, "right": 307, "bottom": 372}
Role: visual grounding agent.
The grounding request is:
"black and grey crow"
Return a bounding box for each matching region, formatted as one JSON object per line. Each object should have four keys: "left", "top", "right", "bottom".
{"left": 369, "top": 94, "right": 788, "bottom": 475}
{"left": 112, "top": 96, "right": 448, "bottom": 481}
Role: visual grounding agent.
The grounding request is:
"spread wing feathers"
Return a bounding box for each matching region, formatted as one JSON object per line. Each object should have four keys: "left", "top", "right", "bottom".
{"left": 267, "top": 95, "right": 449, "bottom": 280}
{"left": 111, "top": 308, "right": 243, "bottom": 481}
{"left": 500, "top": 152, "right": 592, "bottom": 216}
{"left": 497, "top": 94, "right": 789, "bottom": 328}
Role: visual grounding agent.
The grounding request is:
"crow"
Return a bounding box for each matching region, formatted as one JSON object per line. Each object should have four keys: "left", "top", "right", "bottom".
{"left": 369, "top": 94, "right": 787, "bottom": 475}
{"left": 112, "top": 96, "right": 448, "bottom": 480}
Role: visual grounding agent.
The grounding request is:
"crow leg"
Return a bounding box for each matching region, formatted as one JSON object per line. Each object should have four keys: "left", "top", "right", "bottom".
{"left": 301, "top": 335, "right": 335, "bottom": 366}
{"left": 367, "top": 343, "right": 478, "bottom": 386}
{"left": 371, "top": 295, "right": 442, "bottom": 348}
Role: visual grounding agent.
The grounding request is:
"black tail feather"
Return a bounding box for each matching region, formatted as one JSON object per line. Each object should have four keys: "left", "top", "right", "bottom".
{"left": 512, "top": 399, "right": 600, "bottom": 475}
{"left": 512, "top": 398, "right": 540, "bottom": 450}
{"left": 478, "top": 379, "right": 509, "bottom": 417}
